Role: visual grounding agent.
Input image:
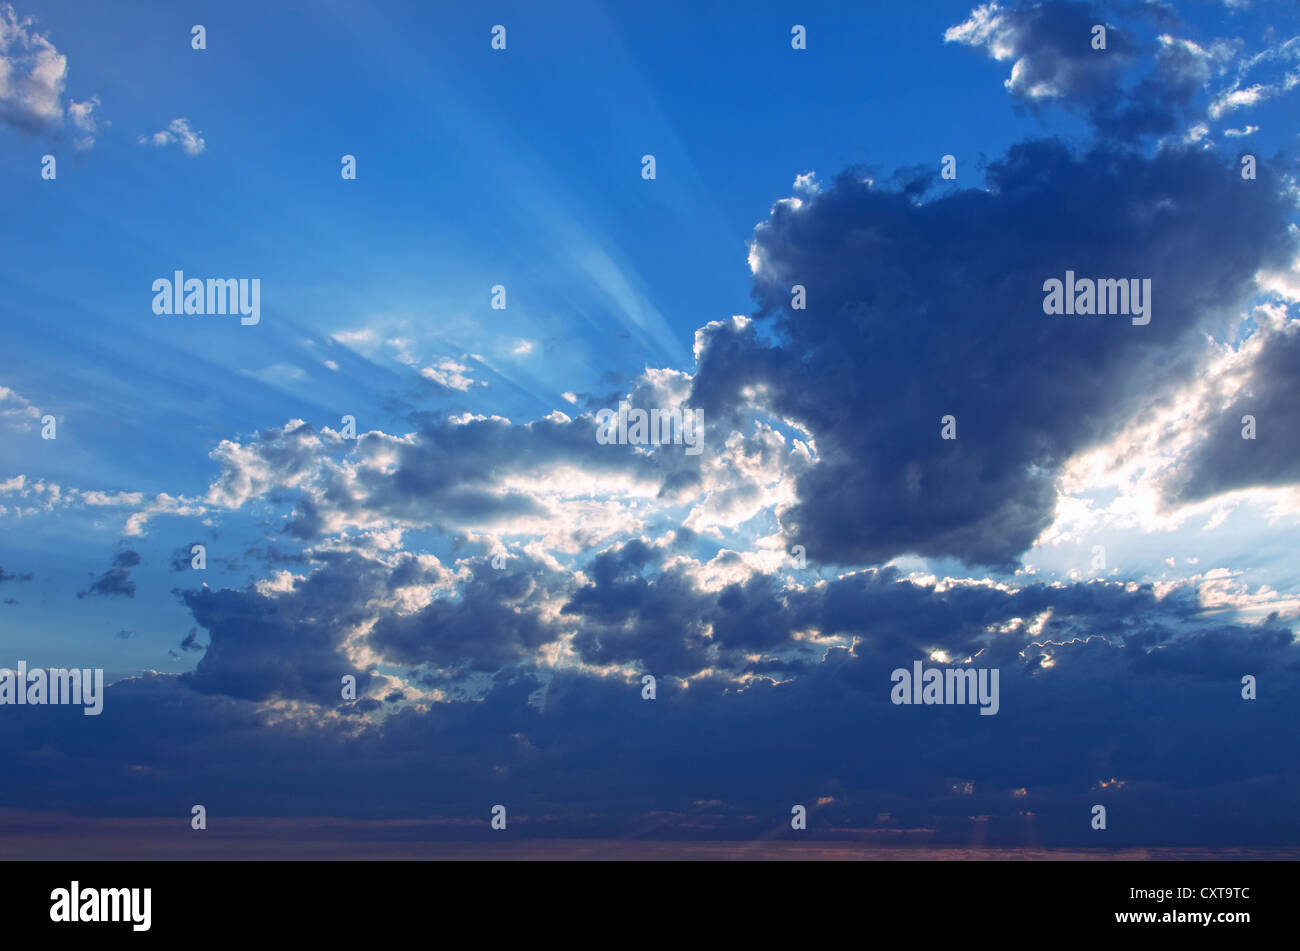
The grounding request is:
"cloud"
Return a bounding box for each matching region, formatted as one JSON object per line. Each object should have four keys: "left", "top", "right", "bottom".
{"left": 0, "top": 474, "right": 172, "bottom": 526}
{"left": 368, "top": 552, "right": 570, "bottom": 673}
{"left": 1209, "top": 83, "right": 1268, "bottom": 118}
{"left": 1090, "top": 32, "right": 1227, "bottom": 140}
{"left": 1205, "top": 33, "right": 1300, "bottom": 120}
{"left": 65, "top": 93, "right": 99, "bottom": 149}
{"left": 0, "top": 565, "right": 32, "bottom": 583}
{"left": 77, "top": 550, "right": 141, "bottom": 599}
{"left": 181, "top": 551, "right": 392, "bottom": 705}
{"left": 945, "top": 2, "right": 1269, "bottom": 142}
{"left": 691, "top": 138, "right": 1297, "bottom": 568}
{"left": 138, "top": 117, "right": 205, "bottom": 157}
{"left": 3, "top": 1, "right": 1299, "bottom": 851}
{"left": 945, "top": 1, "right": 1134, "bottom": 104}
{"left": 123, "top": 492, "right": 206, "bottom": 537}
{"left": 0, "top": 4, "right": 102, "bottom": 145}
{"left": 0, "top": 384, "right": 41, "bottom": 431}
{"left": 0, "top": 563, "right": 1295, "bottom": 847}
{"left": 1163, "top": 315, "right": 1300, "bottom": 503}
{"left": 237, "top": 363, "right": 310, "bottom": 386}
{"left": 170, "top": 543, "right": 203, "bottom": 572}
{"left": 420, "top": 357, "right": 483, "bottom": 392}
{"left": 200, "top": 414, "right": 669, "bottom": 543}
{"left": 331, "top": 328, "right": 377, "bottom": 348}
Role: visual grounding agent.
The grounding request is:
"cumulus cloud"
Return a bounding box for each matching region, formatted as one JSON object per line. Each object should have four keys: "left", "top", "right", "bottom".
{"left": 369, "top": 552, "right": 570, "bottom": 673}
{"left": 694, "top": 143, "right": 1297, "bottom": 568}
{"left": 0, "top": 4, "right": 103, "bottom": 145}
{"left": 1163, "top": 314, "right": 1300, "bottom": 502}
{"left": 0, "top": 383, "right": 40, "bottom": 430}
{"left": 77, "top": 549, "right": 141, "bottom": 599}
{"left": 945, "top": 1, "right": 1281, "bottom": 142}
{"left": 65, "top": 93, "right": 99, "bottom": 148}
{"left": 0, "top": 560, "right": 1295, "bottom": 846}
{"left": 182, "top": 551, "right": 398, "bottom": 705}
{"left": 138, "top": 117, "right": 205, "bottom": 157}
{"left": 420, "top": 357, "right": 483, "bottom": 392}
{"left": 201, "top": 413, "right": 675, "bottom": 543}
{"left": 945, "top": 1, "right": 1134, "bottom": 103}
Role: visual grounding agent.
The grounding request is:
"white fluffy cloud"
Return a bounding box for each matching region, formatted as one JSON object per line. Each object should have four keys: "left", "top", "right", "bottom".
{"left": 420, "top": 357, "right": 482, "bottom": 391}
{"left": 0, "top": 382, "right": 40, "bottom": 431}
{"left": 0, "top": 4, "right": 103, "bottom": 146}
{"left": 138, "top": 117, "right": 205, "bottom": 157}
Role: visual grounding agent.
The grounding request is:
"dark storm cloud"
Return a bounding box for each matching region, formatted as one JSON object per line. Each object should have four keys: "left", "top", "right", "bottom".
{"left": 524, "top": 621, "right": 1300, "bottom": 845}
{"left": 561, "top": 555, "right": 1219, "bottom": 680}
{"left": 177, "top": 545, "right": 574, "bottom": 702}
{"left": 180, "top": 550, "right": 387, "bottom": 705}
{"left": 1090, "top": 31, "right": 1220, "bottom": 139}
{"left": 0, "top": 673, "right": 365, "bottom": 817}
{"left": 946, "top": 0, "right": 1220, "bottom": 142}
{"left": 946, "top": 1, "right": 1137, "bottom": 104}
{"left": 77, "top": 549, "right": 141, "bottom": 599}
{"left": 159, "top": 538, "right": 1201, "bottom": 711}
{"left": 0, "top": 585, "right": 1295, "bottom": 847}
{"left": 368, "top": 553, "right": 572, "bottom": 671}
{"left": 1165, "top": 319, "right": 1300, "bottom": 502}
{"left": 562, "top": 540, "right": 715, "bottom": 676}
{"left": 690, "top": 139, "right": 1296, "bottom": 568}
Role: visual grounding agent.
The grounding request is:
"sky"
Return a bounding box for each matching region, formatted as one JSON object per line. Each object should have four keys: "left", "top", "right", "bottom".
{"left": 1, "top": 0, "right": 1299, "bottom": 854}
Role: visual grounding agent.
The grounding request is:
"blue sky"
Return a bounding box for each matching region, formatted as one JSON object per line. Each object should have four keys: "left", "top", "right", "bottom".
{"left": 1, "top": 0, "right": 1299, "bottom": 851}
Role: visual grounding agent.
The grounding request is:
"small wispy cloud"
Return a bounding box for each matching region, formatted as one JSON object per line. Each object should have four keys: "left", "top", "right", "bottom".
{"left": 237, "top": 363, "right": 310, "bottom": 385}
{"left": 0, "top": 383, "right": 40, "bottom": 431}
{"left": 420, "top": 357, "right": 483, "bottom": 392}
{"left": 138, "top": 117, "right": 205, "bottom": 156}
{"left": 66, "top": 94, "right": 101, "bottom": 149}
